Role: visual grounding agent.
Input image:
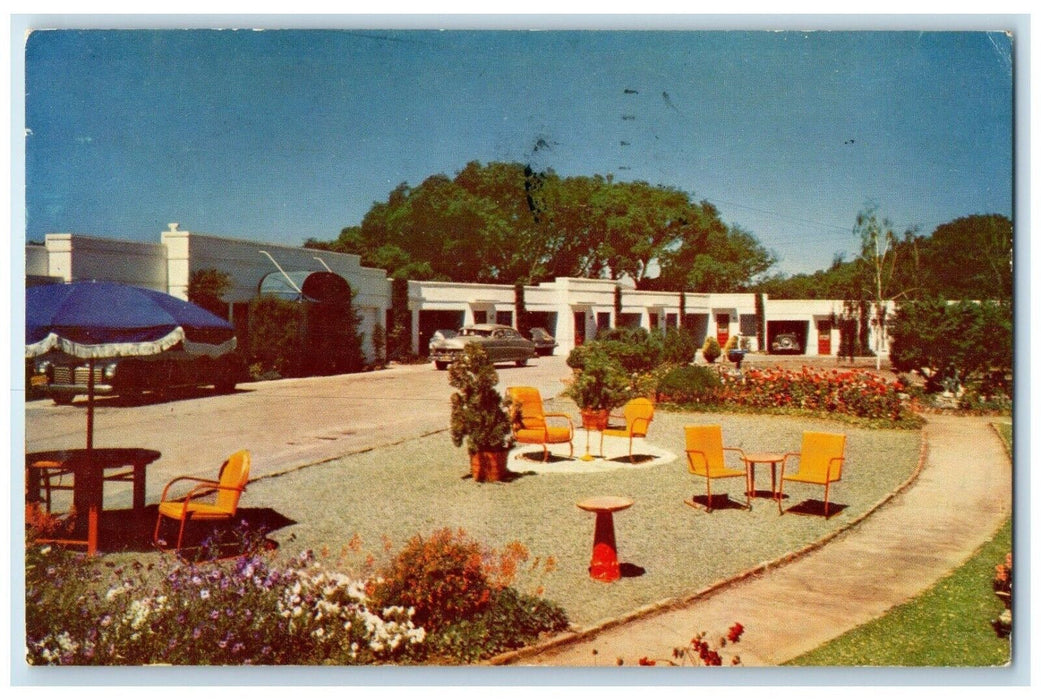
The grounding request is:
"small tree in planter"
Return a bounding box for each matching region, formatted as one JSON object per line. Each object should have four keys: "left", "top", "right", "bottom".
{"left": 449, "top": 344, "right": 516, "bottom": 482}
{"left": 702, "top": 336, "right": 722, "bottom": 364}
{"left": 564, "top": 349, "right": 632, "bottom": 429}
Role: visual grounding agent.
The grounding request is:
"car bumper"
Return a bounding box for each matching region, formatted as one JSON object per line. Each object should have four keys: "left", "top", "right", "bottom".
{"left": 430, "top": 349, "right": 463, "bottom": 362}
{"left": 45, "top": 382, "right": 116, "bottom": 395}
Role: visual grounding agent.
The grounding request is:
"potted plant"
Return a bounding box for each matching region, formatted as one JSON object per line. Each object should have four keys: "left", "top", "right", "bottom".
{"left": 563, "top": 349, "right": 632, "bottom": 429}
{"left": 724, "top": 334, "right": 746, "bottom": 367}
{"left": 448, "top": 344, "right": 516, "bottom": 482}
{"left": 702, "top": 336, "right": 722, "bottom": 364}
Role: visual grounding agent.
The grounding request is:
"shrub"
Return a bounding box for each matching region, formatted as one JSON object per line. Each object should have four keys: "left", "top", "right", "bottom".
{"left": 563, "top": 349, "right": 632, "bottom": 412}
{"left": 655, "top": 365, "right": 722, "bottom": 404}
{"left": 702, "top": 336, "right": 721, "bottom": 363}
{"left": 25, "top": 536, "right": 426, "bottom": 665}
{"left": 427, "top": 587, "right": 570, "bottom": 663}
{"left": 659, "top": 328, "right": 699, "bottom": 365}
{"left": 448, "top": 345, "right": 515, "bottom": 455}
{"left": 890, "top": 297, "right": 1012, "bottom": 397}
{"left": 566, "top": 343, "right": 592, "bottom": 371}
{"left": 368, "top": 528, "right": 569, "bottom": 661}
{"left": 248, "top": 295, "right": 303, "bottom": 377}
{"left": 588, "top": 327, "right": 665, "bottom": 374}
{"left": 187, "top": 268, "right": 231, "bottom": 317}
{"left": 369, "top": 528, "right": 494, "bottom": 632}
{"left": 992, "top": 552, "right": 1012, "bottom": 638}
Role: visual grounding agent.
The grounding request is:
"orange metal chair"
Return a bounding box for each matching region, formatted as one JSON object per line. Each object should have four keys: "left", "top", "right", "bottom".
{"left": 777, "top": 432, "right": 846, "bottom": 518}
{"left": 153, "top": 450, "right": 251, "bottom": 551}
{"left": 600, "top": 397, "right": 655, "bottom": 462}
{"left": 684, "top": 424, "right": 750, "bottom": 512}
{"left": 507, "top": 386, "right": 574, "bottom": 461}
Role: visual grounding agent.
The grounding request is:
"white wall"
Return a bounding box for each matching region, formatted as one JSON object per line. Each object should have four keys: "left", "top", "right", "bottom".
{"left": 43, "top": 234, "right": 168, "bottom": 290}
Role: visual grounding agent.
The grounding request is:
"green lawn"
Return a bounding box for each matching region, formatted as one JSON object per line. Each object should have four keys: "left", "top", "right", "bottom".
{"left": 786, "top": 421, "right": 1013, "bottom": 666}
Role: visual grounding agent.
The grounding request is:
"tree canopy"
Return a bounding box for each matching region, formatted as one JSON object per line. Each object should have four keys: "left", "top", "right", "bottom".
{"left": 307, "top": 162, "right": 1011, "bottom": 305}
{"left": 306, "top": 161, "right": 776, "bottom": 290}
{"left": 758, "top": 213, "right": 1012, "bottom": 303}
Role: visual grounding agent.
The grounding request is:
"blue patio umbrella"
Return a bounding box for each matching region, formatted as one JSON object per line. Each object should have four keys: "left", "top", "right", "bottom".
{"left": 26, "top": 281, "right": 237, "bottom": 450}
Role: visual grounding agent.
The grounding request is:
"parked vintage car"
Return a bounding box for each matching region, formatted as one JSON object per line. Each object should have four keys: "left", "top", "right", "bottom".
{"left": 32, "top": 350, "right": 248, "bottom": 404}
{"left": 429, "top": 324, "right": 537, "bottom": 370}
{"left": 529, "top": 327, "right": 558, "bottom": 356}
{"left": 427, "top": 328, "right": 459, "bottom": 354}
{"left": 770, "top": 332, "right": 802, "bottom": 354}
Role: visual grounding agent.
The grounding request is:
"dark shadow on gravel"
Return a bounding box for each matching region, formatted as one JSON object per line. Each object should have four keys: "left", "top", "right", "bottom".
{"left": 684, "top": 494, "right": 750, "bottom": 512}
{"left": 781, "top": 499, "right": 848, "bottom": 518}
{"left": 515, "top": 451, "right": 576, "bottom": 464}
{"left": 461, "top": 469, "right": 538, "bottom": 483}
{"left": 605, "top": 454, "right": 656, "bottom": 465}
{"left": 619, "top": 563, "right": 646, "bottom": 578}
{"left": 86, "top": 505, "right": 296, "bottom": 555}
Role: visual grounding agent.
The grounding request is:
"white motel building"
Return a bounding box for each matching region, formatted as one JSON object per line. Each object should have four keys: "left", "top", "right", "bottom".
{"left": 26, "top": 224, "right": 890, "bottom": 364}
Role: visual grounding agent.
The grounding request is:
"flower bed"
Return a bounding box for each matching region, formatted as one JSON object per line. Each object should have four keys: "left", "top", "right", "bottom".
{"left": 656, "top": 365, "right": 920, "bottom": 426}
{"left": 26, "top": 527, "right": 568, "bottom": 666}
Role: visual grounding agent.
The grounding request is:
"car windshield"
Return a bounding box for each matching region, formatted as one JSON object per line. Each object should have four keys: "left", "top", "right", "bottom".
{"left": 435, "top": 329, "right": 458, "bottom": 339}
{"left": 460, "top": 328, "right": 492, "bottom": 337}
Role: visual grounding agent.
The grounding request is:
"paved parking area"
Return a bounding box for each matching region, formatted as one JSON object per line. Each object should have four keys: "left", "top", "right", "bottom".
{"left": 23, "top": 355, "right": 574, "bottom": 505}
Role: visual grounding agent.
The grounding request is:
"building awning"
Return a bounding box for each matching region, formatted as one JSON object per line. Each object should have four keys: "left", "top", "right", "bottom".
{"left": 258, "top": 270, "right": 351, "bottom": 303}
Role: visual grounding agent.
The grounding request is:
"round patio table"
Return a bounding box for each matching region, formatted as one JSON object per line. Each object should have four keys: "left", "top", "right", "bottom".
{"left": 26, "top": 447, "right": 162, "bottom": 555}
{"left": 742, "top": 452, "right": 786, "bottom": 500}
{"left": 576, "top": 496, "right": 634, "bottom": 583}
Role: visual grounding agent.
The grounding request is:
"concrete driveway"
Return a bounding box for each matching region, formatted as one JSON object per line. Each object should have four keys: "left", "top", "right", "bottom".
{"left": 23, "top": 355, "right": 574, "bottom": 507}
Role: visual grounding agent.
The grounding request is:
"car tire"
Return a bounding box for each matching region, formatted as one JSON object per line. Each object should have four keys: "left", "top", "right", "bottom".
{"left": 51, "top": 393, "right": 75, "bottom": 406}
{"left": 215, "top": 379, "right": 237, "bottom": 394}
{"left": 515, "top": 358, "right": 528, "bottom": 367}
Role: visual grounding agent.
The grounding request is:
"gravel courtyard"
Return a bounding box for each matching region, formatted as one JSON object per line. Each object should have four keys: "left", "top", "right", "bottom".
{"left": 242, "top": 403, "right": 922, "bottom": 630}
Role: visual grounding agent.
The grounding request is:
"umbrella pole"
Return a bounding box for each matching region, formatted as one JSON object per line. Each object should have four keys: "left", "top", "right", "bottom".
{"left": 86, "top": 358, "right": 95, "bottom": 452}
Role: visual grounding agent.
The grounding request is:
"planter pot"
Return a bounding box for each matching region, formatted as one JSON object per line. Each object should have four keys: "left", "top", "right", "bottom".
{"left": 727, "top": 349, "right": 746, "bottom": 363}
{"left": 580, "top": 409, "right": 610, "bottom": 431}
{"left": 470, "top": 449, "right": 510, "bottom": 483}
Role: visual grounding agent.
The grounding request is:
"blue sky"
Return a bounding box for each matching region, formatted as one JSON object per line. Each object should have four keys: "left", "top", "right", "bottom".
{"left": 23, "top": 27, "right": 1014, "bottom": 276}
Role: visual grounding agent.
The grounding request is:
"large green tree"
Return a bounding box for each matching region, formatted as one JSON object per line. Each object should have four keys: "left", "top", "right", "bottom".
{"left": 307, "top": 161, "right": 775, "bottom": 289}
{"left": 918, "top": 214, "right": 1013, "bottom": 301}
{"left": 889, "top": 297, "right": 1012, "bottom": 396}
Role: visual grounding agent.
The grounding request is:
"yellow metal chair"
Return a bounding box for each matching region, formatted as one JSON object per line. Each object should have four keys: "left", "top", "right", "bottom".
{"left": 684, "top": 424, "right": 750, "bottom": 512}
{"left": 153, "top": 450, "right": 251, "bottom": 551}
{"left": 777, "top": 432, "right": 846, "bottom": 518}
{"left": 507, "top": 386, "right": 574, "bottom": 461}
{"left": 600, "top": 397, "right": 655, "bottom": 462}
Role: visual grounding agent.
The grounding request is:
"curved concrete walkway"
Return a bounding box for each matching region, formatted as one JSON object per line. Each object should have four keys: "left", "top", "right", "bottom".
{"left": 503, "top": 414, "right": 1012, "bottom": 666}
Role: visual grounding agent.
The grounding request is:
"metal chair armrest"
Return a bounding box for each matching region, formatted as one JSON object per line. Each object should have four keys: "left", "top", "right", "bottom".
{"left": 543, "top": 412, "right": 575, "bottom": 431}
{"left": 159, "top": 476, "right": 220, "bottom": 503}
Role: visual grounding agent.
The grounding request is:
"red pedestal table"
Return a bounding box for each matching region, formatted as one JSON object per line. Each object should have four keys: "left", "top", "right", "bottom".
{"left": 576, "top": 495, "right": 634, "bottom": 582}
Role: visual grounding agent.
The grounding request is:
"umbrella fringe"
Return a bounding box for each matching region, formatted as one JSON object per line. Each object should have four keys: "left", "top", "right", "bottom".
{"left": 26, "top": 326, "right": 188, "bottom": 359}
